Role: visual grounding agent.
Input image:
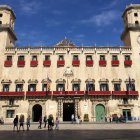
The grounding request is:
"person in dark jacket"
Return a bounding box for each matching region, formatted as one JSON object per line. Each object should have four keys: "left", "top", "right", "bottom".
{"left": 13, "top": 115, "right": 18, "bottom": 131}
{"left": 38, "top": 116, "right": 42, "bottom": 129}
{"left": 43, "top": 115, "right": 47, "bottom": 128}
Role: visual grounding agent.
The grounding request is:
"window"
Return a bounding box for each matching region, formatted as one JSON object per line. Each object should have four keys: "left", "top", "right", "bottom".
{"left": 73, "top": 84, "right": 80, "bottom": 91}
{"left": 134, "top": 13, "right": 138, "bottom": 17}
{"left": 86, "top": 83, "right": 95, "bottom": 91}
{"left": 114, "top": 84, "right": 121, "bottom": 91}
{"left": 100, "top": 55, "right": 105, "bottom": 60}
{"left": 45, "top": 55, "right": 50, "bottom": 60}
{"left": 86, "top": 55, "right": 92, "bottom": 60}
{"left": 0, "top": 13, "right": 3, "bottom": 17}
{"left": 126, "top": 83, "right": 135, "bottom": 91}
{"left": 59, "top": 55, "right": 64, "bottom": 60}
{"left": 123, "top": 98, "right": 128, "bottom": 104}
{"left": 32, "top": 55, "right": 37, "bottom": 61}
{"left": 6, "top": 110, "right": 15, "bottom": 118}
{"left": 16, "top": 84, "right": 23, "bottom": 92}
{"left": 7, "top": 56, "right": 12, "bottom": 61}
{"left": 28, "top": 84, "right": 36, "bottom": 91}
{"left": 9, "top": 99, "right": 14, "bottom": 106}
{"left": 56, "top": 84, "right": 65, "bottom": 91}
{"left": 3, "top": 84, "right": 9, "bottom": 92}
{"left": 42, "top": 84, "right": 47, "bottom": 91}
{"left": 135, "top": 20, "right": 139, "bottom": 25}
{"left": 112, "top": 55, "right": 118, "bottom": 60}
{"left": 125, "top": 55, "right": 130, "bottom": 60}
{"left": 73, "top": 55, "right": 78, "bottom": 60}
{"left": 18, "top": 55, "right": 24, "bottom": 61}
{"left": 100, "top": 84, "right": 109, "bottom": 91}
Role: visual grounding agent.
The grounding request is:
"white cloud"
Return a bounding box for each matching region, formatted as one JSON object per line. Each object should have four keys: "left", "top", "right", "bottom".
{"left": 101, "top": 0, "right": 118, "bottom": 10}
{"left": 19, "top": 0, "right": 42, "bottom": 15}
{"left": 80, "top": 10, "right": 121, "bottom": 27}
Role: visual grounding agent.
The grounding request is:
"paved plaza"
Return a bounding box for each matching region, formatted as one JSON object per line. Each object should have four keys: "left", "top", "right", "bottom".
{"left": 0, "top": 129, "right": 140, "bottom": 140}
{"left": 0, "top": 123, "right": 140, "bottom": 140}
{"left": 1, "top": 122, "right": 140, "bottom": 131}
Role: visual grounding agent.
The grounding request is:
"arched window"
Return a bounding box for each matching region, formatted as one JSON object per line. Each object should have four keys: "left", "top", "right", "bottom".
{"left": 135, "top": 20, "right": 139, "bottom": 25}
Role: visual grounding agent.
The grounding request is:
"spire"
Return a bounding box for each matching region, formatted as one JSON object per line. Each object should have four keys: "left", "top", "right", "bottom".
{"left": 55, "top": 38, "right": 76, "bottom": 47}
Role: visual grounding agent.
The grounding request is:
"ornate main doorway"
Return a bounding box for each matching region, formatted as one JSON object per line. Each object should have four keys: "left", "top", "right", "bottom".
{"left": 32, "top": 104, "right": 42, "bottom": 122}
{"left": 95, "top": 104, "right": 105, "bottom": 122}
{"left": 63, "top": 103, "right": 75, "bottom": 121}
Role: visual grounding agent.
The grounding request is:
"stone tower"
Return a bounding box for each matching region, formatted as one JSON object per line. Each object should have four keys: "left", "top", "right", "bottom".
{"left": 121, "top": 4, "right": 140, "bottom": 48}
{"left": 0, "top": 5, "right": 17, "bottom": 50}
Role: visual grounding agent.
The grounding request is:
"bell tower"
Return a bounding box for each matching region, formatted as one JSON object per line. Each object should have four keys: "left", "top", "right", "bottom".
{"left": 0, "top": 5, "right": 17, "bottom": 50}
{"left": 121, "top": 4, "right": 140, "bottom": 47}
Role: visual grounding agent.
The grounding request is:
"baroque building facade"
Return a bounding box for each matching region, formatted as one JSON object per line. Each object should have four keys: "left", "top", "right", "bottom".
{"left": 0, "top": 4, "right": 140, "bottom": 122}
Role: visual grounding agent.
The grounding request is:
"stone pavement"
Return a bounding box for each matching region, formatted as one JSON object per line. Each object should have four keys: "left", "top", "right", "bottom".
{"left": 1, "top": 122, "right": 140, "bottom": 131}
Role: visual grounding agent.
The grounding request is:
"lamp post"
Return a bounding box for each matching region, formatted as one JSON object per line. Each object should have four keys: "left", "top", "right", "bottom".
{"left": 63, "top": 67, "right": 73, "bottom": 93}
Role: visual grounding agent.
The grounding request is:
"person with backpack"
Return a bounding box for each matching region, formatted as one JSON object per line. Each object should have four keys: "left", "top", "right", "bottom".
{"left": 13, "top": 115, "right": 18, "bottom": 131}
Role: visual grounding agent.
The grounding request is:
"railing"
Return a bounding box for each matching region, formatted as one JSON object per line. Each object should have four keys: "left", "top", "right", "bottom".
{"left": 4, "top": 60, "right": 12, "bottom": 67}
{"left": 57, "top": 60, "right": 65, "bottom": 66}
{"left": 0, "top": 92, "right": 24, "bottom": 96}
{"left": 26, "top": 91, "right": 46, "bottom": 96}
{"left": 111, "top": 60, "right": 119, "bottom": 66}
{"left": 43, "top": 60, "right": 51, "bottom": 66}
{"left": 0, "top": 91, "right": 138, "bottom": 97}
{"left": 17, "top": 60, "right": 25, "bottom": 67}
{"left": 72, "top": 60, "right": 80, "bottom": 66}
{"left": 30, "top": 60, "right": 38, "bottom": 67}
{"left": 124, "top": 60, "right": 132, "bottom": 66}
{"left": 99, "top": 60, "right": 107, "bottom": 66}
{"left": 86, "top": 60, "right": 93, "bottom": 66}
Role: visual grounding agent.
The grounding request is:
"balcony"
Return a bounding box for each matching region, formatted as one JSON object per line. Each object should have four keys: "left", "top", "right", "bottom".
{"left": 43, "top": 60, "right": 51, "bottom": 66}
{"left": 30, "top": 60, "right": 38, "bottom": 67}
{"left": 66, "top": 91, "right": 84, "bottom": 95}
{"left": 87, "top": 91, "right": 111, "bottom": 95}
{"left": 4, "top": 60, "right": 12, "bottom": 67}
{"left": 0, "top": 92, "right": 24, "bottom": 97}
{"left": 124, "top": 60, "right": 132, "bottom": 66}
{"left": 111, "top": 60, "right": 119, "bottom": 66}
{"left": 53, "top": 91, "right": 66, "bottom": 95}
{"left": 127, "top": 91, "right": 138, "bottom": 96}
{"left": 57, "top": 60, "right": 65, "bottom": 66}
{"left": 72, "top": 60, "right": 80, "bottom": 66}
{"left": 17, "top": 60, "right": 25, "bottom": 67}
{"left": 86, "top": 60, "right": 93, "bottom": 66}
{"left": 112, "top": 91, "right": 127, "bottom": 95}
{"left": 26, "top": 91, "right": 46, "bottom": 96}
{"left": 99, "top": 60, "right": 107, "bottom": 66}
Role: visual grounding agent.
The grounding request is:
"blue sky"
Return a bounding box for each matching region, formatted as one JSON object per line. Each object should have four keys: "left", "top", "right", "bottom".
{"left": 0, "top": 0, "right": 140, "bottom": 46}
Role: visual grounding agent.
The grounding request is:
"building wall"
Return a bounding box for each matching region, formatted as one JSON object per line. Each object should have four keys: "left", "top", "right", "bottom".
{"left": 0, "top": 4, "right": 140, "bottom": 123}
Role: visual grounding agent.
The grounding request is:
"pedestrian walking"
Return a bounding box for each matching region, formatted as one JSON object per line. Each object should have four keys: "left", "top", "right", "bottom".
{"left": 26, "top": 115, "right": 30, "bottom": 131}
{"left": 19, "top": 114, "right": 24, "bottom": 131}
{"left": 48, "top": 114, "right": 54, "bottom": 130}
{"left": 13, "top": 115, "right": 18, "bottom": 131}
{"left": 55, "top": 117, "right": 59, "bottom": 130}
{"left": 71, "top": 114, "right": 74, "bottom": 124}
{"left": 43, "top": 115, "right": 47, "bottom": 128}
{"left": 38, "top": 116, "right": 42, "bottom": 129}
